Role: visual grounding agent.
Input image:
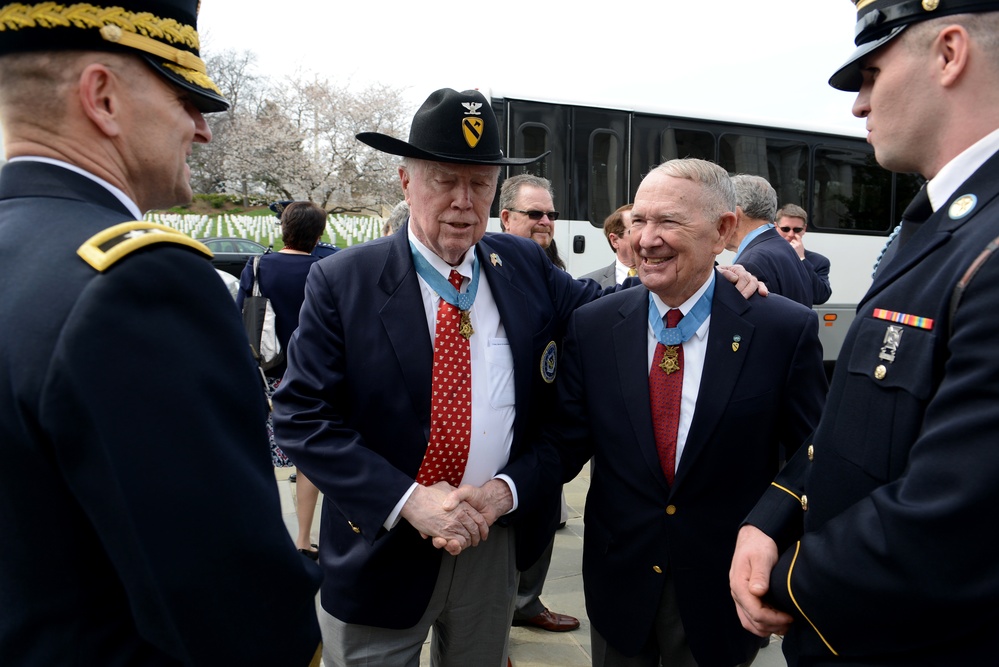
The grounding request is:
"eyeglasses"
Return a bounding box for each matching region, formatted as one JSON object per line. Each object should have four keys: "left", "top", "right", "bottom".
{"left": 778, "top": 226, "right": 804, "bottom": 234}
{"left": 508, "top": 209, "right": 559, "bottom": 221}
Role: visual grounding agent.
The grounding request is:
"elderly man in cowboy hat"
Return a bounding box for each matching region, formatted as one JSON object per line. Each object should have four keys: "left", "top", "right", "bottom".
{"left": 0, "top": 1, "right": 321, "bottom": 665}
{"left": 730, "top": 1, "right": 999, "bottom": 665}
{"left": 271, "top": 87, "right": 603, "bottom": 667}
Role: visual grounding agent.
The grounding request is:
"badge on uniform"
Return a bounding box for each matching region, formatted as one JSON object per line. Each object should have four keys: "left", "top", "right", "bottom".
{"left": 871, "top": 307, "right": 933, "bottom": 380}
{"left": 731, "top": 335, "right": 741, "bottom": 352}
{"left": 949, "top": 194, "right": 977, "bottom": 220}
{"left": 540, "top": 340, "right": 557, "bottom": 383}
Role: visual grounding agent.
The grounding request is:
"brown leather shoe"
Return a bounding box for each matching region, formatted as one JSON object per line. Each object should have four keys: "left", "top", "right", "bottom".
{"left": 512, "top": 608, "right": 580, "bottom": 632}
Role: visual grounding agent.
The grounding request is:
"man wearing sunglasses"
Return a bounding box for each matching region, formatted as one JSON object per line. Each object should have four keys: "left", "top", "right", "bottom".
{"left": 775, "top": 204, "right": 831, "bottom": 305}
{"left": 726, "top": 175, "right": 814, "bottom": 308}
{"left": 499, "top": 174, "right": 564, "bottom": 270}
{"left": 498, "top": 173, "right": 580, "bottom": 633}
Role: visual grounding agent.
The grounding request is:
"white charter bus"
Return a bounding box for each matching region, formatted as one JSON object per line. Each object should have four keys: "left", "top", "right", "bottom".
{"left": 485, "top": 91, "right": 922, "bottom": 371}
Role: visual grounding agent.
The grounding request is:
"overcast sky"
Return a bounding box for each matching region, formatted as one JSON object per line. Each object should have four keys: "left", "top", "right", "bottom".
{"left": 199, "top": 0, "right": 867, "bottom": 135}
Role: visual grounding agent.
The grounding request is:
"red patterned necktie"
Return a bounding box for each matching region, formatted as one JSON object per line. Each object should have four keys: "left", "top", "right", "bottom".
{"left": 649, "top": 308, "right": 683, "bottom": 485}
{"left": 416, "top": 269, "right": 471, "bottom": 487}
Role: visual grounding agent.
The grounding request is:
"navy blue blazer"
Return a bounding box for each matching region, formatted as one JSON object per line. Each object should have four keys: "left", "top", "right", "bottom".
{"left": 554, "top": 279, "right": 827, "bottom": 665}
{"left": 0, "top": 162, "right": 321, "bottom": 665}
{"left": 749, "top": 148, "right": 999, "bottom": 666}
{"left": 803, "top": 249, "right": 832, "bottom": 305}
{"left": 738, "top": 227, "right": 815, "bottom": 307}
{"left": 274, "top": 226, "right": 602, "bottom": 629}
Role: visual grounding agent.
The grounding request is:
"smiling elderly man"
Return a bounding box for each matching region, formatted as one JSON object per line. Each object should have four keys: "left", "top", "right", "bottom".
{"left": 551, "top": 158, "right": 826, "bottom": 667}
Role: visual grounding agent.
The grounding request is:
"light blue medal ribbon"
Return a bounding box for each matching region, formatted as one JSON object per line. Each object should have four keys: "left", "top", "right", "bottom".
{"left": 410, "top": 242, "right": 480, "bottom": 338}
{"left": 648, "top": 272, "right": 715, "bottom": 347}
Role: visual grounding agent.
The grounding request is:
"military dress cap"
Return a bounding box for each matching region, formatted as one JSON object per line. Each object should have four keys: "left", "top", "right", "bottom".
{"left": 830, "top": 0, "right": 999, "bottom": 91}
{"left": 357, "top": 88, "right": 547, "bottom": 166}
{"left": 0, "top": 1, "right": 228, "bottom": 112}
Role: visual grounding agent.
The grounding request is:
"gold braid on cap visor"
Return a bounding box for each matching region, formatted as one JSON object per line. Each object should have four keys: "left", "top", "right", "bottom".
{"left": 0, "top": 3, "right": 221, "bottom": 94}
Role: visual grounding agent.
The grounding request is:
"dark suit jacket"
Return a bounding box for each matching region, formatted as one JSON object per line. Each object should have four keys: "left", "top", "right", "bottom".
{"left": 581, "top": 261, "right": 617, "bottom": 288}
{"left": 0, "top": 162, "right": 321, "bottom": 665}
{"left": 803, "top": 249, "right": 832, "bottom": 305}
{"left": 749, "top": 148, "right": 999, "bottom": 666}
{"left": 274, "top": 226, "right": 602, "bottom": 629}
{"left": 737, "top": 227, "right": 814, "bottom": 307}
{"left": 554, "top": 278, "right": 827, "bottom": 666}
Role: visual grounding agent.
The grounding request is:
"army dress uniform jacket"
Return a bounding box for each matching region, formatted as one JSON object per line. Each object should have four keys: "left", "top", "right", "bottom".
{"left": 273, "top": 227, "right": 603, "bottom": 629}
{"left": 553, "top": 281, "right": 827, "bottom": 666}
{"left": 737, "top": 227, "right": 815, "bottom": 308}
{"left": 0, "top": 161, "right": 321, "bottom": 665}
{"left": 747, "top": 148, "right": 999, "bottom": 666}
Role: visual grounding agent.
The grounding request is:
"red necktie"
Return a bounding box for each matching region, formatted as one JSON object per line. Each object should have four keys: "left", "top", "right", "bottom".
{"left": 416, "top": 270, "right": 471, "bottom": 487}
{"left": 649, "top": 308, "right": 683, "bottom": 485}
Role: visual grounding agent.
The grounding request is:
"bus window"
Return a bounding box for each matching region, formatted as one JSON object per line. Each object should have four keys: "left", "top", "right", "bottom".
{"left": 660, "top": 128, "right": 714, "bottom": 163}
{"left": 719, "top": 134, "right": 808, "bottom": 207}
{"left": 812, "top": 146, "right": 893, "bottom": 233}
{"left": 720, "top": 134, "right": 768, "bottom": 174}
{"left": 513, "top": 122, "right": 551, "bottom": 180}
{"left": 589, "top": 129, "right": 622, "bottom": 228}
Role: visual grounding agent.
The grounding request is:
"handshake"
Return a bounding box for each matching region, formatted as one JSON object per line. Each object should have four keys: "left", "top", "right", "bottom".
{"left": 400, "top": 480, "right": 514, "bottom": 555}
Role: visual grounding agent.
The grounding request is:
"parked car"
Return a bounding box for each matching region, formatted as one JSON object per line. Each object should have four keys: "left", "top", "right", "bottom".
{"left": 203, "top": 237, "right": 268, "bottom": 278}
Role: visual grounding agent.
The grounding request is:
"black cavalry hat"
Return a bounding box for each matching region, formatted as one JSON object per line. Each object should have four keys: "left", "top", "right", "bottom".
{"left": 357, "top": 88, "right": 548, "bottom": 166}
{"left": 0, "top": 1, "right": 228, "bottom": 112}
{"left": 830, "top": 0, "right": 999, "bottom": 91}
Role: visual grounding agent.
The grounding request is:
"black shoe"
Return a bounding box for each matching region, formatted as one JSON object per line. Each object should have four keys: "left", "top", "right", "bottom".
{"left": 298, "top": 544, "right": 318, "bottom": 560}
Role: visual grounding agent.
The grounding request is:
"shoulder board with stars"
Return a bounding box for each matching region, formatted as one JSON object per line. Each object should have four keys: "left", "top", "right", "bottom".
{"left": 77, "top": 221, "right": 212, "bottom": 272}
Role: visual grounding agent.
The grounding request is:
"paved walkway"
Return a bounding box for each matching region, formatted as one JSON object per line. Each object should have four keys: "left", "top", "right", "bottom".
{"left": 276, "top": 468, "right": 787, "bottom": 667}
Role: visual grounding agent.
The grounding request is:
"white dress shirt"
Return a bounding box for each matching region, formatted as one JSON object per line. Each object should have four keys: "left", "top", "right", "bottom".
{"left": 927, "top": 126, "right": 999, "bottom": 211}
{"left": 385, "top": 230, "right": 519, "bottom": 529}
{"left": 614, "top": 259, "right": 635, "bottom": 285}
{"left": 646, "top": 274, "right": 714, "bottom": 478}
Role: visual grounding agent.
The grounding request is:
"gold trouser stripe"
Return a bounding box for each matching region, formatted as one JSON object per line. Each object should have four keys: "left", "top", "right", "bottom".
{"left": 308, "top": 642, "right": 323, "bottom": 667}
{"left": 787, "top": 542, "right": 839, "bottom": 656}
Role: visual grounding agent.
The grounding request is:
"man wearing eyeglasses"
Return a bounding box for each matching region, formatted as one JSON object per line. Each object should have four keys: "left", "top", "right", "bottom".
{"left": 497, "top": 172, "right": 580, "bottom": 633}
{"left": 775, "top": 204, "right": 831, "bottom": 305}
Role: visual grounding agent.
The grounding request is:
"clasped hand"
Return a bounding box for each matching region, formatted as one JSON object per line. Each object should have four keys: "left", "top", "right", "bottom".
{"left": 729, "top": 525, "right": 794, "bottom": 637}
{"left": 401, "top": 480, "right": 513, "bottom": 556}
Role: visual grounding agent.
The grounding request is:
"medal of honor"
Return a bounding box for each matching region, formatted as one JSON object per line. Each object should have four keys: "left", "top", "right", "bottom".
{"left": 459, "top": 310, "right": 474, "bottom": 339}
{"left": 659, "top": 345, "right": 680, "bottom": 374}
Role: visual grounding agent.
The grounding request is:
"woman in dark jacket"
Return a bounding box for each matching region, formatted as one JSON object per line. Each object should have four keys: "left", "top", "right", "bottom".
{"left": 238, "top": 201, "right": 331, "bottom": 560}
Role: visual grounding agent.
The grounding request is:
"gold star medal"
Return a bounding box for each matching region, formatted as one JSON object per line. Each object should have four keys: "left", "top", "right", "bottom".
{"left": 459, "top": 310, "right": 474, "bottom": 339}
{"left": 659, "top": 345, "right": 680, "bottom": 374}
